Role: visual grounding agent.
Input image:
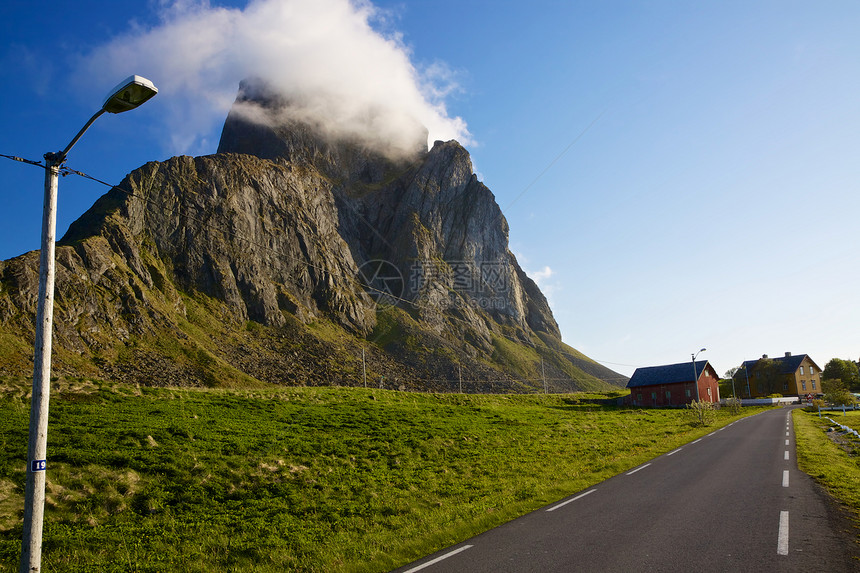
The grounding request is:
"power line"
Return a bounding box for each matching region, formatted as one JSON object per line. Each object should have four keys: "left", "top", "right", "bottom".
{"left": 501, "top": 108, "right": 606, "bottom": 215}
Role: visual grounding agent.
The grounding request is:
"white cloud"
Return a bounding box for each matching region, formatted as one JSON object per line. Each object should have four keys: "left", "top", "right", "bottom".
{"left": 75, "top": 0, "right": 471, "bottom": 155}
{"left": 530, "top": 265, "right": 554, "bottom": 284}
{"left": 522, "top": 263, "right": 560, "bottom": 307}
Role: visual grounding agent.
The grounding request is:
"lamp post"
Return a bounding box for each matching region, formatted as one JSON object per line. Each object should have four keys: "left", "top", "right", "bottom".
{"left": 691, "top": 348, "right": 706, "bottom": 402}
{"left": 20, "top": 75, "right": 157, "bottom": 573}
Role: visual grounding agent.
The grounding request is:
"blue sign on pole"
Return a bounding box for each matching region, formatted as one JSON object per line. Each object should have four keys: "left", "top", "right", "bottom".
{"left": 30, "top": 460, "right": 46, "bottom": 472}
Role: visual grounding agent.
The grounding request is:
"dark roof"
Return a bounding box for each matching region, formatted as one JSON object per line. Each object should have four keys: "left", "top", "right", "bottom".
{"left": 627, "top": 360, "right": 710, "bottom": 389}
{"left": 739, "top": 354, "right": 818, "bottom": 375}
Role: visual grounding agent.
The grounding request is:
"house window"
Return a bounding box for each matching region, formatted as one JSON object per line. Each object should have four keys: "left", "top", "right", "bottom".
{"left": 809, "top": 366, "right": 815, "bottom": 375}
{"left": 812, "top": 381, "right": 816, "bottom": 390}
{"left": 801, "top": 381, "right": 807, "bottom": 391}
{"left": 666, "top": 390, "right": 672, "bottom": 401}
{"left": 707, "top": 387, "right": 712, "bottom": 397}
{"left": 783, "top": 381, "right": 788, "bottom": 391}
{"left": 686, "top": 388, "right": 691, "bottom": 398}
{"left": 800, "top": 365, "right": 805, "bottom": 375}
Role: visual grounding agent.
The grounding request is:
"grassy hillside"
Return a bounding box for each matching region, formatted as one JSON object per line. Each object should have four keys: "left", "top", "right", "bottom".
{"left": 1, "top": 378, "right": 755, "bottom": 572}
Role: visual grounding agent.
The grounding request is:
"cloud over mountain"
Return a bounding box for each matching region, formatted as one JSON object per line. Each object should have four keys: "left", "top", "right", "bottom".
{"left": 76, "top": 0, "right": 470, "bottom": 154}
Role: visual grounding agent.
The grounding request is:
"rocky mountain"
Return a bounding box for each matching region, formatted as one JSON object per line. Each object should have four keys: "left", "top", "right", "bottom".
{"left": 0, "top": 80, "right": 625, "bottom": 392}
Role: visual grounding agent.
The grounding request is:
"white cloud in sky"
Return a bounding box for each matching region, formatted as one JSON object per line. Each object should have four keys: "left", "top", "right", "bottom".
{"left": 529, "top": 265, "right": 554, "bottom": 284}
{"left": 522, "top": 263, "right": 559, "bottom": 307}
{"left": 75, "top": 0, "right": 470, "bottom": 155}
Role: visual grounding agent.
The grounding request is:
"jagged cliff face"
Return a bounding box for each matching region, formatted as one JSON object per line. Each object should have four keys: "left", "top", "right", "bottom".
{"left": 217, "top": 80, "right": 559, "bottom": 342}
{"left": 0, "top": 81, "right": 624, "bottom": 391}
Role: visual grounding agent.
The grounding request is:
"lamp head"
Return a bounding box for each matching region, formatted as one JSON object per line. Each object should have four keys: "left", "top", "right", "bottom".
{"left": 102, "top": 75, "right": 158, "bottom": 114}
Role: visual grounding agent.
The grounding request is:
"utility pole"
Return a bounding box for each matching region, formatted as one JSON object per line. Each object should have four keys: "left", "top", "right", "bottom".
{"left": 691, "top": 348, "right": 706, "bottom": 402}
{"left": 541, "top": 358, "right": 547, "bottom": 394}
{"left": 19, "top": 75, "right": 158, "bottom": 573}
{"left": 20, "top": 154, "right": 60, "bottom": 573}
{"left": 458, "top": 364, "right": 463, "bottom": 393}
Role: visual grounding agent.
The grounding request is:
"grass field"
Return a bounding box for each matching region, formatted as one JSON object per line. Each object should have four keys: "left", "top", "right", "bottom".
{"left": 0, "top": 379, "right": 765, "bottom": 572}
{"left": 793, "top": 408, "right": 860, "bottom": 545}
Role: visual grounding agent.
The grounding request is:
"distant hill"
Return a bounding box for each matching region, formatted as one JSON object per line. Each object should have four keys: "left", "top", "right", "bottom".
{"left": 0, "top": 80, "right": 626, "bottom": 392}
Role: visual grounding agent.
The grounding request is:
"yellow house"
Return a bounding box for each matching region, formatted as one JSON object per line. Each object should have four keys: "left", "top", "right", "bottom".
{"left": 735, "top": 352, "right": 822, "bottom": 398}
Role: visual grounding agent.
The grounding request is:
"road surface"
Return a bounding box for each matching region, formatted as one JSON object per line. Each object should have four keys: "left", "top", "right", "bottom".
{"left": 392, "top": 406, "right": 859, "bottom": 572}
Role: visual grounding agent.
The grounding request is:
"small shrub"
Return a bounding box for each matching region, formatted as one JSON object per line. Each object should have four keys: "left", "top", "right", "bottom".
{"left": 686, "top": 400, "right": 716, "bottom": 426}
{"left": 805, "top": 399, "right": 825, "bottom": 412}
{"left": 724, "top": 397, "right": 742, "bottom": 415}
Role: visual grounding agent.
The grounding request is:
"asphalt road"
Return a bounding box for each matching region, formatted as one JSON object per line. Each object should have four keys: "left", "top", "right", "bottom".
{"left": 392, "top": 406, "right": 859, "bottom": 572}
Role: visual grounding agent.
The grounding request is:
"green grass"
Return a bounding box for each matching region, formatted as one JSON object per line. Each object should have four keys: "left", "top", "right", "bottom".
{"left": 0, "top": 379, "right": 764, "bottom": 572}
{"left": 793, "top": 409, "right": 860, "bottom": 543}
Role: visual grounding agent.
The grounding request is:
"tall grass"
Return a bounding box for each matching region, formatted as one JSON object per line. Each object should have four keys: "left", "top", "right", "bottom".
{"left": 1, "top": 379, "right": 759, "bottom": 572}
{"left": 793, "top": 409, "right": 860, "bottom": 541}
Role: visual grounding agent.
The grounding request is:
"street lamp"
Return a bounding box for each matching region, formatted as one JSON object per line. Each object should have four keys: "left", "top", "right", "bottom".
{"left": 20, "top": 75, "right": 157, "bottom": 573}
{"left": 692, "top": 348, "right": 706, "bottom": 402}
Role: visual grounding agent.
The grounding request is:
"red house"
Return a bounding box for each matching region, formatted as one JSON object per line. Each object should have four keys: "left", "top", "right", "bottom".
{"left": 626, "top": 360, "right": 720, "bottom": 407}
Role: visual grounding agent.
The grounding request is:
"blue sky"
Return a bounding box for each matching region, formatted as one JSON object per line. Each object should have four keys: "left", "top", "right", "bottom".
{"left": 1, "top": 1, "right": 858, "bottom": 378}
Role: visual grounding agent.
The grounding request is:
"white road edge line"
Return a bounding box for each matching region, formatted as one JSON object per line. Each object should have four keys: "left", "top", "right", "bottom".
{"left": 692, "top": 438, "right": 702, "bottom": 444}
{"left": 667, "top": 448, "right": 683, "bottom": 456}
{"left": 402, "top": 545, "right": 475, "bottom": 572}
{"left": 782, "top": 470, "right": 789, "bottom": 488}
{"left": 777, "top": 511, "right": 789, "bottom": 555}
{"left": 546, "top": 488, "right": 597, "bottom": 512}
{"left": 626, "top": 463, "right": 652, "bottom": 476}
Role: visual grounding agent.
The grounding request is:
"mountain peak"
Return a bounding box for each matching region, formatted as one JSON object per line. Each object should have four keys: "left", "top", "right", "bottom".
{"left": 0, "top": 81, "right": 626, "bottom": 391}
{"left": 217, "top": 78, "right": 429, "bottom": 173}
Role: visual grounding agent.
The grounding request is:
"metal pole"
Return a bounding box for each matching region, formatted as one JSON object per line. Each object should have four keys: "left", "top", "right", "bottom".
{"left": 362, "top": 348, "right": 366, "bottom": 388}
{"left": 458, "top": 364, "right": 462, "bottom": 393}
{"left": 542, "top": 359, "right": 547, "bottom": 394}
{"left": 17, "top": 77, "right": 156, "bottom": 573}
{"left": 692, "top": 355, "right": 701, "bottom": 402}
{"left": 20, "top": 154, "right": 60, "bottom": 573}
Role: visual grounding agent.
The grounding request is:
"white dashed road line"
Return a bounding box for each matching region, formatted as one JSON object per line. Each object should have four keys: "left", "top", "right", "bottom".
{"left": 626, "top": 463, "right": 651, "bottom": 476}
{"left": 777, "top": 511, "right": 789, "bottom": 555}
{"left": 546, "top": 489, "right": 597, "bottom": 512}
{"left": 403, "top": 545, "right": 474, "bottom": 573}
{"left": 782, "top": 470, "right": 789, "bottom": 488}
